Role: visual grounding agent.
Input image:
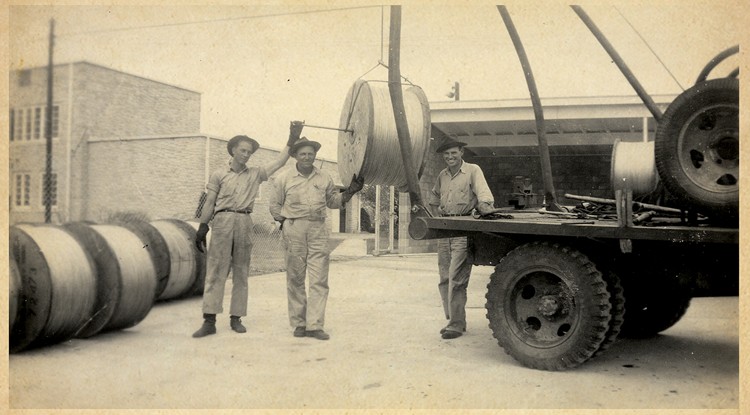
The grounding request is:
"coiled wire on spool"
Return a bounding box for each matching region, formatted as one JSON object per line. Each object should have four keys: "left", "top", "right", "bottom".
{"left": 337, "top": 79, "right": 431, "bottom": 189}
{"left": 610, "top": 139, "right": 659, "bottom": 197}
{"left": 10, "top": 257, "right": 21, "bottom": 333}
{"left": 10, "top": 225, "right": 98, "bottom": 352}
{"left": 167, "top": 219, "right": 206, "bottom": 297}
{"left": 150, "top": 219, "right": 197, "bottom": 301}
{"left": 113, "top": 220, "right": 171, "bottom": 299}
{"left": 90, "top": 225, "right": 156, "bottom": 331}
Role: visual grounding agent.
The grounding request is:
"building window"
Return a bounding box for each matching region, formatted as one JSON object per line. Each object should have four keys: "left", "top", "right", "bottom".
{"left": 41, "top": 173, "right": 58, "bottom": 207}
{"left": 34, "top": 107, "right": 42, "bottom": 139}
{"left": 14, "top": 174, "right": 31, "bottom": 207}
{"left": 14, "top": 108, "right": 23, "bottom": 141}
{"left": 9, "top": 109, "right": 14, "bottom": 141}
{"left": 9, "top": 105, "right": 60, "bottom": 143}
{"left": 45, "top": 105, "right": 60, "bottom": 138}
{"left": 25, "top": 108, "right": 32, "bottom": 140}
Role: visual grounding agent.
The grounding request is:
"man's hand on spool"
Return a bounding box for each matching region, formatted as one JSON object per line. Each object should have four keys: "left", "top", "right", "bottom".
{"left": 196, "top": 223, "right": 209, "bottom": 253}
{"left": 347, "top": 174, "right": 364, "bottom": 194}
{"left": 287, "top": 121, "right": 304, "bottom": 148}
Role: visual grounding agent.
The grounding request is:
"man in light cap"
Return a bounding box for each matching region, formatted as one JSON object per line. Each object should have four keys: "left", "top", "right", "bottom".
{"left": 192, "top": 121, "right": 304, "bottom": 338}
{"left": 429, "top": 139, "right": 494, "bottom": 339}
{"left": 270, "top": 137, "right": 364, "bottom": 340}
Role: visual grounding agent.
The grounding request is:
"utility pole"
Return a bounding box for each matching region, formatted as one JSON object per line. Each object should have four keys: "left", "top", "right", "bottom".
{"left": 44, "top": 18, "right": 55, "bottom": 223}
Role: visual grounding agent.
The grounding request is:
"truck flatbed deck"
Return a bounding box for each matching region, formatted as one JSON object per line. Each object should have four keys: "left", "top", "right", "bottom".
{"left": 410, "top": 212, "right": 739, "bottom": 244}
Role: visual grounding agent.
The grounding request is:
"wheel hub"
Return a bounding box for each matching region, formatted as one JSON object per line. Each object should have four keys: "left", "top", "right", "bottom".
{"left": 538, "top": 295, "right": 562, "bottom": 317}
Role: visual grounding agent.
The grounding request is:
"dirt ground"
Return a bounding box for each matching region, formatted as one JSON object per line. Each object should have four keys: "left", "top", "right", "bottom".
{"left": 7, "top": 253, "right": 740, "bottom": 412}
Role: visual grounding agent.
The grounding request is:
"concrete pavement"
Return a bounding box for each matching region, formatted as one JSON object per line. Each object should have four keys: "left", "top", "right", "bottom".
{"left": 8, "top": 253, "right": 740, "bottom": 410}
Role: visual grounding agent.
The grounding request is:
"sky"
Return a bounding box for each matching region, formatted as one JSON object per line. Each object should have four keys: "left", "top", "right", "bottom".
{"left": 7, "top": 1, "right": 746, "bottom": 160}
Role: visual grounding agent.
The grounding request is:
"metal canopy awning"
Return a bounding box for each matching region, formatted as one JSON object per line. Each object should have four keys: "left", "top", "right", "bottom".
{"left": 430, "top": 94, "right": 677, "bottom": 156}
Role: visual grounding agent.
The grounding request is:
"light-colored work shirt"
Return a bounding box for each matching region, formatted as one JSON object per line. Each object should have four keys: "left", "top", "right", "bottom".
{"left": 207, "top": 163, "right": 268, "bottom": 212}
{"left": 270, "top": 166, "right": 344, "bottom": 220}
{"left": 429, "top": 161, "right": 494, "bottom": 215}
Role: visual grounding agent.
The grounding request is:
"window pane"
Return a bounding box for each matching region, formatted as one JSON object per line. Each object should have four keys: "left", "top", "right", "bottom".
{"left": 16, "top": 110, "right": 23, "bottom": 141}
{"left": 15, "top": 175, "right": 21, "bottom": 206}
{"left": 25, "top": 108, "right": 32, "bottom": 140}
{"left": 52, "top": 106, "right": 59, "bottom": 138}
{"left": 34, "top": 107, "right": 41, "bottom": 139}
{"left": 24, "top": 174, "right": 30, "bottom": 206}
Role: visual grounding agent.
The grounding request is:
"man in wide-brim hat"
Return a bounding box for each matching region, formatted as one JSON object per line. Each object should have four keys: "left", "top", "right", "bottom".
{"left": 192, "top": 122, "right": 304, "bottom": 338}
{"left": 270, "top": 136, "right": 364, "bottom": 341}
{"left": 428, "top": 139, "right": 495, "bottom": 340}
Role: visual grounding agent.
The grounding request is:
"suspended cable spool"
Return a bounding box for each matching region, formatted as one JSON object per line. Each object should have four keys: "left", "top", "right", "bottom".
{"left": 65, "top": 223, "right": 158, "bottom": 335}
{"left": 10, "top": 256, "right": 21, "bottom": 333}
{"left": 113, "top": 219, "right": 171, "bottom": 299}
{"left": 337, "top": 79, "right": 431, "bottom": 189}
{"left": 150, "top": 219, "right": 197, "bottom": 301}
{"left": 9, "top": 225, "right": 97, "bottom": 352}
{"left": 610, "top": 139, "right": 659, "bottom": 197}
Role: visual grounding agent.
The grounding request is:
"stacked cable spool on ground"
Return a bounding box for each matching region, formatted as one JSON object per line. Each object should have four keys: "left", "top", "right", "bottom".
{"left": 9, "top": 256, "right": 22, "bottom": 334}
{"left": 63, "top": 222, "right": 158, "bottom": 337}
{"left": 337, "top": 79, "right": 431, "bottom": 189}
{"left": 9, "top": 224, "right": 98, "bottom": 352}
{"left": 150, "top": 219, "right": 204, "bottom": 300}
{"left": 113, "top": 219, "right": 172, "bottom": 299}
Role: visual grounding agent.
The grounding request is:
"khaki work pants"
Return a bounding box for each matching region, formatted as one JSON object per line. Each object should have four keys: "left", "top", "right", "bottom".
{"left": 201, "top": 212, "right": 254, "bottom": 316}
{"left": 282, "top": 218, "right": 330, "bottom": 331}
{"left": 437, "top": 236, "right": 474, "bottom": 332}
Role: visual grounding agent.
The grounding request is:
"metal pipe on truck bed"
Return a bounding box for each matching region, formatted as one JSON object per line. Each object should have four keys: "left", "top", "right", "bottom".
{"left": 570, "top": 5, "right": 663, "bottom": 123}
{"left": 564, "top": 193, "right": 683, "bottom": 214}
{"left": 497, "top": 6, "right": 560, "bottom": 211}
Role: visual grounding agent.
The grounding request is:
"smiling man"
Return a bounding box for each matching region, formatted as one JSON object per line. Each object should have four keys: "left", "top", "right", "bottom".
{"left": 192, "top": 122, "right": 304, "bottom": 338}
{"left": 429, "top": 139, "right": 495, "bottom": 340}
{"left": 270, "top": 137, "right": 364, "bottom": 340}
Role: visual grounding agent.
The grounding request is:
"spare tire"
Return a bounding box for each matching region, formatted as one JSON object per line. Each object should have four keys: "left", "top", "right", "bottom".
{"left": 654, "top": 78, "right": 739, "bottom": 223}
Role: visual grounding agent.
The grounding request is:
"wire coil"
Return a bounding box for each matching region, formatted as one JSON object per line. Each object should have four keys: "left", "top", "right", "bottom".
{"left": 89, "top": 224, "right": 158, "bottom": 331}
{"left": 113, "top": 219, "right": 172, "bottom": 299}
{"left": 610, "top": 139, "right": 659, "bottom": 197}
{"left": 151, "top": 219, "right": 198, "bottom": 301}
{"left": 10, "top": 225, "right": 98, "bottom": 352}
{"left": 337, "top": 79, "right": 431, "bottom": 189}
{"left": 10, "top": 256, "right": 21, "bottom": 333}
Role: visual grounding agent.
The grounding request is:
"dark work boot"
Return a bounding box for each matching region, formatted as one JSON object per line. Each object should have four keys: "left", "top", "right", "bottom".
{"left": 192, "top": 313, "right": 217, "bottom": 338}
{"left": 230, "top": 315, "right": 247, "bottom": 333}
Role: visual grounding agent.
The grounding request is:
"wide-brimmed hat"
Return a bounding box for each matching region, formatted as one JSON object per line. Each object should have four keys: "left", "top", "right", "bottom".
{"left": 435, "top": 139, "right": 467, "bottom": 153}
{"left": 290, "top": 136, "right": 322, "bottom": 155}
{"left": 227, "top": 135, "right": 260, "bottom": 156}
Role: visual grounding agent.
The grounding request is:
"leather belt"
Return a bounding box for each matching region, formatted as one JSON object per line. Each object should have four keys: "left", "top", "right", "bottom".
{"left": 216, "top": 208, "right": 253, "bottom": 214}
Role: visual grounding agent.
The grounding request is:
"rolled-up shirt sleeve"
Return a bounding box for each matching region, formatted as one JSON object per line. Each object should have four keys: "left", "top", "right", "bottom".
{"left": 269, "top": 176, "right": 285, "bottom": 220}
{"left": 471, "top": 165, "right": 494, "bottom": 205}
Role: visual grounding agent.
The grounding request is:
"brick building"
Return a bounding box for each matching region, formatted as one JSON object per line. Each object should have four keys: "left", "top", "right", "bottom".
{"left": 8, "top": 62, "right": 342, "bottom": 230}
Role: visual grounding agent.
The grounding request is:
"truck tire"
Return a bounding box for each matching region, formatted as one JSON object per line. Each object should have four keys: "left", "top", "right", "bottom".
{"left": 619, "top": 273, "right": 692, "bottom": 338}
{"left": 654, "top": 78, "right": 739, "bottom": 222}
{"left": 485, "top": 241, "right": 611, "bottom": 370}
{"left": 594, "top": 269, "right": 625, "bottom": 356}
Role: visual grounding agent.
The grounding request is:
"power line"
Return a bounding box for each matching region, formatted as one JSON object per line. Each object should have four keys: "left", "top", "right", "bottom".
{"left": 613, "top": 5, "right": 685, "bottom": 92}
{"left": 59, "top": 5, "right": 381, "bottom": 37}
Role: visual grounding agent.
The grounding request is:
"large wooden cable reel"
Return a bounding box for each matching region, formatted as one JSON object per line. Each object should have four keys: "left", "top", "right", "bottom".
{"left": 337, "top": 79, "right": 431, "bottom": 190}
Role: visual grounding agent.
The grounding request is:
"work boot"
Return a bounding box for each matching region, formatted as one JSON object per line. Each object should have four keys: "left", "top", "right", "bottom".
{"left": 293, "top": 326, "right": 307, "bottom": 338}
{"left": 230, "top": 316, "right": 247, "bottom": 333}
{"left": 306, "top": 329, "right": 330, "bottom": 341}
{"left": 192, "top": 313, "right": 216, "bottom": 338}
